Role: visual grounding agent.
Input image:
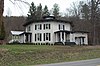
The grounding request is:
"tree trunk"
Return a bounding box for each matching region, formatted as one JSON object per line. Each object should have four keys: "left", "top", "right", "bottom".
{"left": 0, "top": 0, "right": 4, "bottom": 44}
{"left": 0, "top": 0, "right": 4, "bottom": 29}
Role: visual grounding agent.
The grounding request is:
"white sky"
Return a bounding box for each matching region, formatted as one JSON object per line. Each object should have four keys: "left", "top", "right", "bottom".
{"left": 3, "top": 0, "right": 85, "bottom": 16}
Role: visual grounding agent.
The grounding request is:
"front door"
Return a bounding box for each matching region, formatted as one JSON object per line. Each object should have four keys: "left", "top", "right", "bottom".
{"left": 25, "top": 34, "right": 32, "bottom": 43}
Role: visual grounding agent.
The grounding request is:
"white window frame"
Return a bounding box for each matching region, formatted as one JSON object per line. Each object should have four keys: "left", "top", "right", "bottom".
{"left": 44, "top": 24, "right": 50, "bottom": 30}
{"left": 35, "top": 24, "right": 42, "bottom": 30}
{"left": 35, "top": 33, "right": 42, "bottom": 41}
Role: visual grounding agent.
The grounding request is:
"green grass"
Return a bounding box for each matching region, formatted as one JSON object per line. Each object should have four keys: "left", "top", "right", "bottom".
{"left": 0, "top": 45, "right": 100, "bottom": 66}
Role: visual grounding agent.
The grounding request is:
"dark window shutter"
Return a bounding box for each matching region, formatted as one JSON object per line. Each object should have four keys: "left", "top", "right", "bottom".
{"left": 44, "top": 33, "right": 45, "bottom": 41}
{"left": 40, "top": 33, "right": 42, "bottom": 41}
{"left": 59, "top": 24, "right": 60, "bottom": 30}
{"left": 63, "top": 25, "right": 65, "bottom": 30}
{"left": 35, "top": 25, "right": 37, "bottom": 30}
{"left": 49, "top": 33, "right": 51, "bottom": 41}
{"left": 35, "top": 34, "right": 36, "bottom": 41}
{"left": 44, "top": 24, "right": 45, "bottom": 30}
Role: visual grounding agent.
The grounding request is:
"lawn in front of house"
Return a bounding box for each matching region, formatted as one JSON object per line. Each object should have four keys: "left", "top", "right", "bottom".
{"left": 0, "top": 45, "right": 100, "bottom": 66}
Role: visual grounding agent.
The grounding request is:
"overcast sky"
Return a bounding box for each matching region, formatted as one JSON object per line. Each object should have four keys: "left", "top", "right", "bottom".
{"left": 3, "top": 0, "right": 85, "bottom": 16}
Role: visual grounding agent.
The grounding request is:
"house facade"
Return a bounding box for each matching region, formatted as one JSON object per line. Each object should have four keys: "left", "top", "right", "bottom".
{"left": 19, "top": 16, "right": 88, "bottom": 45}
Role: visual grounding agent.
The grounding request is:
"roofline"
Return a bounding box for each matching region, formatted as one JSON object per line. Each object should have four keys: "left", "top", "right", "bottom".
{"left": 73, "top": 31, "right": 89, "bottom": 33}
{"left": 23, "top": 19, "right": 73, "bottom": 27}
{"left": 54, "top": 30, "right": 89, "bottom": 33}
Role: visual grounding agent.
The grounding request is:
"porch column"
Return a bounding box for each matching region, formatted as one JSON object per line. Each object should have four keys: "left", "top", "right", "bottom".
{"left": 81, "top": 38, "right": 83, "bottom": 45}
{"left": 60, "top": 32, "right": 62, "bottom": 42}
{"left": 23, "top": 34, "right": 26, "bottom": 43}
{"left": 55, "top": 33, "right": 57, "bottom": 42}
{"left": 64, "top": 32, "right": 66, "bottom": 42}
{"left": 28, "top": 34, "right": 31, "bottom": 43}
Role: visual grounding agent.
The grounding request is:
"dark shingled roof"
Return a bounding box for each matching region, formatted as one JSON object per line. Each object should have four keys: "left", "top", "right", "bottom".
{"left": 23, "top": 16, "right": 73, "bottom": 26}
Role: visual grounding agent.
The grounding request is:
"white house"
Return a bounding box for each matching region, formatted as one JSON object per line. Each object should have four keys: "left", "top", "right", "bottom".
{"left": 19, "top": 16, "right": 88, "bottom": 45}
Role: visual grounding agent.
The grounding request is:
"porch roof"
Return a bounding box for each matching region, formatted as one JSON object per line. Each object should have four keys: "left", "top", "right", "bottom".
{"left": 77, "top": 36, "right": 85, "bottom": 38}
{"left": 54, "top": 30, "right": 72, "bottom": 34}
{"left": 20, "top": 32, "right": 32, "bottom": 35}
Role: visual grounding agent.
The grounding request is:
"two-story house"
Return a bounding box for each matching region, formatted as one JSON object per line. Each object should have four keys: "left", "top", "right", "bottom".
{"left": 19, "top": 16, "right": 88, "bottom": 45}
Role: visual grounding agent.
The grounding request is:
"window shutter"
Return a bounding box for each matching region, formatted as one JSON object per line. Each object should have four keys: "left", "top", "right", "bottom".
{"left": 49, "top": 33, "right": 51, "bottom": 41}
{"left": 44, "top": 33, "right": 45, "bottom": 41}
{"left": 44, "top": 24, "right": 45, "bottom": 30}
{"left": 35, "top": 25, "right": 37, "bottom": 30}
{"left": 63, "top": 25, "right": 65, "bottom": 30}
{"left": 40, "top": 33, "right": 42, "bottom": 41}
{"left": 59, "top": 24, "right": 60, "bottom": 30}
{"left": 35, "top": 34, "right": 36, "bottom": 41}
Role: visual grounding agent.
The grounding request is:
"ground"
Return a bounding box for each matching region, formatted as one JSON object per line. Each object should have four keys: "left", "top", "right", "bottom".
{"left": 0, "top": 45, "right": 100, "bottom": 66}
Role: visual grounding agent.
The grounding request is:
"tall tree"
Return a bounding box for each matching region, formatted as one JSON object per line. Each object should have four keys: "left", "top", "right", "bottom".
{"left": 52, "top": 3, "right": 60, "bottom": 18}
{"left": 81, "top": 4, "right": 90, "bottom": 20}
{"left": 27, "top": 2, "right": 36, "bottom": 20}
{"left": 42, "top": 5, "right": 50, "bottom": 16}
{"left": 91, "top": 0, "right": 100, "bottom": 44}
{"left": 36, "top": 3, "right": 42, "bottom": 19}
{"left": 0, "top": 0, "right": 5, "bottom": 41}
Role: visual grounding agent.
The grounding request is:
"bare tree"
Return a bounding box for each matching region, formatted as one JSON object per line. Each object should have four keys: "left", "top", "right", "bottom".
{"left": 91, "top": 0, "right": 100, "bottom": 45}
{"left": 65, "top": 1, "right": 84, "bottom": 20}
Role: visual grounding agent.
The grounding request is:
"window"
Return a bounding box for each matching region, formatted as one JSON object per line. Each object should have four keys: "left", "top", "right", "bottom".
{"left": 63, "top": 25, "right": 65, "bottom": 30}
{"left": 59, "top": 24, "right": 65, "bottom": 30}
{"left": 44, "top": 24, "right": 50, "bottom": 30}
{"left": 43, "top": 33, "right": 51, "bottom": 41}
{"left": 35, "top": 24, "right": 42, "bottom": 30}
{"left": 59, "top": 24, "right": 60, "bottom": 30}
{"left": 46, "top": 33, "right": 49, "bottom": 40}
{"left": 35, "top": 25, "right": 37, "bottom": 30}
{"left": 35, "top": 33, "right": 42, "bottom": 41}
{"left": 27, "top": 26, "right": 31, "bottom": 31}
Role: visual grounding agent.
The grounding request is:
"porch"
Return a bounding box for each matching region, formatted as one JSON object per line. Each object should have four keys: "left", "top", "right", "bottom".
{"left": 75, "top": 36, "right": 85, "bottom": 45}
{"left": 20, "top": 32, "right": 32, "bottom": 43}
{"left": 54, "top": 30, "right": 72, "bottom": 45}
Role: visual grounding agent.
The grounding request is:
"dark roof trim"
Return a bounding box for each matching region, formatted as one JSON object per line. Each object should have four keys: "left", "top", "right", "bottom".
{"left": 75, "top": 36, "right": 85, "bottom": 38}
{"left": 20, "top": 32, "right": 32, "bottom": 35}
{"left": 54, "top": 30, "right": 72, "bottom": 33}
{"left": 43, "top": 16, "right": 55, "bottom": 19}
{"left": 54, "top": 30, "right": 89, "bottom": 33}
{"left": 73, "top": 31, "right": 89, "bottom": 33}
{"left": 23, "top": 19, "right": 72, "bottom": 26}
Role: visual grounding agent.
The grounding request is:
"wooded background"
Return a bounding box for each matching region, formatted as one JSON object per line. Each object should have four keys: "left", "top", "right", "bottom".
{"left": 0, "top": 0, "right": 100, "bottom": 44}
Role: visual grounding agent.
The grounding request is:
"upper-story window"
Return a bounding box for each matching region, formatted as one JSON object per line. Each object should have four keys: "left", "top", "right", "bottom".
{"left": 59, "top": 24, "right": 65, "bottom": 30}
{"left": 27, "top": 26, "right": 31, "bottom": 31}
{"left": 35, "top": 24, "right": 42, "bottom": 30}
{"left": 63, "top": 25, "right": 65, "bottom": 30}
{"left": 44, "top": 24, "right": 50, "bottom": 30}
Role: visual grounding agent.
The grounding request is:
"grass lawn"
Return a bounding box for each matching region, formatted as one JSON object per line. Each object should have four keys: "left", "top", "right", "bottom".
{"left": 0, "top": 45, "right": 100, "bottom": 66}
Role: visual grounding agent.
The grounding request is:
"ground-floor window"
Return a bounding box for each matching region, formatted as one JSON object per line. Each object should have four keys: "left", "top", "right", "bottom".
{"left": 44, "top": 33, "right": 51, "bottom": 41}
{"left": 35, "top": 33, "right": 51, "bottom": 41}
{"left": 35, "top": 33, "right": 42, "bottom": 41}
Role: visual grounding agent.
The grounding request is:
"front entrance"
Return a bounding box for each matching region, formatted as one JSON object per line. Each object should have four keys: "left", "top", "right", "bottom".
{"left": 75, "top": 37, "right": 85, "bottom": 45}
{"left": 25, "top": 33, "right": 32, "bottom": 43}
{"left": 54, "top": 30, "right": 71, "bottom": 43}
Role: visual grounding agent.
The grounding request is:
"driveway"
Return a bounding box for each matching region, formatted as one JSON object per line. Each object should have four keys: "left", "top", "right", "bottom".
{"left": 33, "top": 58, "right": 100, "bottom": 66}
